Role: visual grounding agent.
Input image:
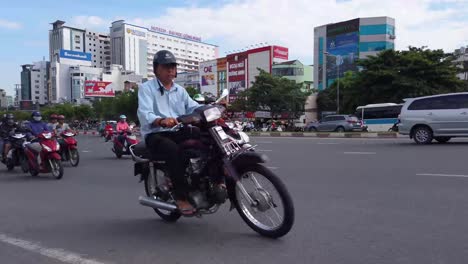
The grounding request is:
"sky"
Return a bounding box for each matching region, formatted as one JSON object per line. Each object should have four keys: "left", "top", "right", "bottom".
{"left": 1, "top": 0, "right": 467, "bottom": 95}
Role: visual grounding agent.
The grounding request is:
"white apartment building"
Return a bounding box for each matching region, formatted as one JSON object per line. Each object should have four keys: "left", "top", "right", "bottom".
{"left": 49, "top": 20, "right": 111, "bottom": 69}
{"left": 110, "top": 20, "right": 218, "bottom": 79}
{"left": 20, "top": 61, "right": 49, "bottom": 105}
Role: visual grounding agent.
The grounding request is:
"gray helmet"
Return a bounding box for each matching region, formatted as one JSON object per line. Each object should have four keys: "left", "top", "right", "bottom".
{"left": 153, "top": 50, "right": 177, "bottom": 69}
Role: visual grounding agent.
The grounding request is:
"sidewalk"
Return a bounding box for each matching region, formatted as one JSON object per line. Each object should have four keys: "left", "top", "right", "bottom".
{"left": 246, "top": 131, "right": 408, "bottom": 138}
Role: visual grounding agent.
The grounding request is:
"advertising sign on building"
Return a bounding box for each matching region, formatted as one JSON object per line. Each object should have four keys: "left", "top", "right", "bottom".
{"left": 84, "top": 81, "right": 115, "bottom": 97}
{"left": 272, "top": 46, "right": 289, "bottom": 60}
{"left": 59, "top": 49, "right": 91, "bottom": 62}
{"left": 325, "top": 18, "right": 360, "bottom": 87}
{"left": 199, "top": 60, "right": 217, "bottom": 96}
{"left": 227, "top": 53, "right": 247, "bottom": 102}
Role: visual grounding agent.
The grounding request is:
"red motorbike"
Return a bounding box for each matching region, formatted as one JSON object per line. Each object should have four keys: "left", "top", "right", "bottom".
{"left": 112, "top": 129, "right": 139, "bottom": 159}
{"left": 24, "top": 131, "right": 64, "bottom": 179}
{"left": 59, "top": 130, "right": 79, "bottom": 167}
{"left": 104, "top": 127, "right": 114, "bottom": 142}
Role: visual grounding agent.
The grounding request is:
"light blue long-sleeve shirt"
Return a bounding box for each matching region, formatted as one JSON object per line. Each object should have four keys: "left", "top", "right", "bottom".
{"left": 137, "top": 78, "right": 200, "bottom": 138}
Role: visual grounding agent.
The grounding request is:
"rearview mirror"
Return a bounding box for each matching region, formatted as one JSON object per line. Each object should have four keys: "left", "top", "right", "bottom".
{"left": 215, "top": 89, "right": 229, "bottom": 103}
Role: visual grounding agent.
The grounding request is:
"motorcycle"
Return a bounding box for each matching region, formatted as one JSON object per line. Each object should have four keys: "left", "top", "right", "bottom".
{"left": 129, "top": 90, "right": 294, "bottom": 238}
{"left": 112, "top": 127, "right": 139, "bottom": 158}
{"left": 5, "top": 130, "right": 29, "bottom": 172}
{"left": 24, "top": 131, "right": 64, "bottom": 179}
{"left": 104, "top": 127, "right": 114, "bottom": 142}
{"left": 59, "top": 130, "right": 79, "bottom": 167}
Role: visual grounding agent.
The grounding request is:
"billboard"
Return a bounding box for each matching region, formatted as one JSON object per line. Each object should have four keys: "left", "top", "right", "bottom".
{"left": 227, "top": 53, "right": 247, "bottom": 102}
{"left": 59, "top": 49, "right": 91, "bottom": 62}
{"left": 326, "top": 19, "right": 360, "bottom": 87}
{"left": 273, "top": 46, "right": 289, "bottom": 60}
{"left": 84, "top": 81, "right": 115, "bottom": 97}
{"left": 199, "top": 60, "right": 217, "bottom": 96}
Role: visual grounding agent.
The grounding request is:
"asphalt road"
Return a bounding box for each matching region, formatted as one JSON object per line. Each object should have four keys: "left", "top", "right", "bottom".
{"left": 1, "top": 135, "right": 468, "bottom": 264}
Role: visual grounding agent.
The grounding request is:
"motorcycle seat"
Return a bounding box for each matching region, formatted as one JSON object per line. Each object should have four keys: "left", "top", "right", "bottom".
{"left": 132, "top": 141, "right": 168, "bottom": 163}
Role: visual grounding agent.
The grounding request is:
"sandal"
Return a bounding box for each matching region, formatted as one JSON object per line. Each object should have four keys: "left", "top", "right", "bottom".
{"left": 176, "top": 200, "right": 195, "bottom": 215}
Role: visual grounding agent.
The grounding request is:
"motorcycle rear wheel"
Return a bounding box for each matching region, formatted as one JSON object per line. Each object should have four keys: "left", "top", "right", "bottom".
{"left": 234, "top": 164, "right": 295, "bottom": 238}
{"left": 144, "top": 167, "right": 181, "bottom": 222}
{"left": 69, "top": 149, "right": 80, "bottom": 167}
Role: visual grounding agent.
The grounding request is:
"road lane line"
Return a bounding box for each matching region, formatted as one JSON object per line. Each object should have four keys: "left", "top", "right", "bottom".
{"left": 0, "top": 233, "right": 109, "bottom": 264}
{"left": 267, "top": 167, "right": 279, "bottom": 170}
{"left": 257, "top": 149, "right": 273, "bottom": 152}
{"left": 318, "top": 142, "right": 340, "bottom": 145}
{"left": 416, "top": 173, "right": 468, "bottom": 178}
{"left": 343, "top": 152, "right": 376, "bottom": 155}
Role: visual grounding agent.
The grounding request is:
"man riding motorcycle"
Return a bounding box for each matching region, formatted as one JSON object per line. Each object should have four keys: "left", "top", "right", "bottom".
{"left": 27, "top": 111, "right": 50, "bottom": 170}
{"left": 137, "top": 49, "right": 202, "bottom": 215}
{"left": 48, "top": 114, "right": 59, "bottom": 132}
{"left": 55, "top": 115, "right": 72, "bottom": 134}
{"left": 0, "top": 113, "right": 18, "bottom": 163}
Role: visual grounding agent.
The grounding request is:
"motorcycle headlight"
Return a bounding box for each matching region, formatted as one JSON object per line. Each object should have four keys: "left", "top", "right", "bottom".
{"left": 56, "top": 142, "right": 60, "bottom": 150}
{"left": 204, "top": 107, "right": 221, "bottom": 122}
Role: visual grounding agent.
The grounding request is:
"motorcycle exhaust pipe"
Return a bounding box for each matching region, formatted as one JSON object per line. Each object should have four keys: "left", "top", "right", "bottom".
{"left": 138, "top": 196, "right": 178, "bottom": 212}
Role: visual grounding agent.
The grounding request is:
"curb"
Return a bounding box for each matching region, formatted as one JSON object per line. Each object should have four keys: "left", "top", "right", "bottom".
{"left": 247, "top": 132, "right": 406, "bottom": 139}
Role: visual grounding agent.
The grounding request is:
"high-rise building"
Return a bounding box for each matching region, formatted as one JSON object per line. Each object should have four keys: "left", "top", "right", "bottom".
{"left": 314, "top": 16, "right": 396, "bottom": 90}
{"left": 20, "top": 61, "right": 50, "bottom": 105}
{"left": 49, "top": 20, "right": 111, "bottom": 69}
{"left": 453, "top": 46, "right": 468, "bottom": 81}
{"left": 110, "top": 20, "right": 218, "bottom": 78}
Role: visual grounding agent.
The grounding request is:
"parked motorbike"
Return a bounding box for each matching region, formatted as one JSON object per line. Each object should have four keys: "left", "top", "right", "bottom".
{"left": 5, "top": 130, "right": 29, "bottom": 172}
{"left": 59, "top": 130, "right": 79, "bottom": 167}
{"left": 112, "top": 128, "right": 139, "bottom": 158}
{"left": 130, "top": 90, "right": 294, "bottom": 238}
{"left": 24, "top": 131, "right": 64, "bottom": 179}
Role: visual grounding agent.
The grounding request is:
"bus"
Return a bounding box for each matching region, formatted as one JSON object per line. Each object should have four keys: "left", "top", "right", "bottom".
{"left": 355, "top": 103, "right": 403, "bottom": 132}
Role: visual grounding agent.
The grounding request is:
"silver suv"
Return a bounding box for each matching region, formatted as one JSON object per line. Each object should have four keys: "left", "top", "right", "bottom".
{"left": 305, "top": 115, "right": 365, "bottom": 132}
{"left": 399, "top": 92, "right": 468, "bottom": 144}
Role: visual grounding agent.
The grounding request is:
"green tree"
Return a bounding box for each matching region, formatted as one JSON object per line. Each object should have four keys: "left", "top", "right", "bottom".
{"left": 243, "top": 69, "right": 311, "bottom": 118}
{"left": 317, "top": 47, "right": 468, "bottom": 115}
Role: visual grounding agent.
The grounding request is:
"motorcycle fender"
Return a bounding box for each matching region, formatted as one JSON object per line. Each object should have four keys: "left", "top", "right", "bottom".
{"left": 69, "top": 144, "right": 78, "bottom": 150}
{"left": 48, "top": 152, "right": 62, "bottom": 160}
{"left": 231, "top": 151, "right": 268, "bottom": 169}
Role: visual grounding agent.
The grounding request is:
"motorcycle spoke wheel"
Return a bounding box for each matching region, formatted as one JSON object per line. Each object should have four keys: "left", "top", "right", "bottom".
{"left": 50, "top": 160, "right": 64, "bottom": 179}
{"left": 69, "top": 149, "right": 80, "bottom": 167}
{"left": 234, "top": 164, "right": 294, "bottom": 238}
{"left": 144, "top": 167, "right": 181, "bottom": 222}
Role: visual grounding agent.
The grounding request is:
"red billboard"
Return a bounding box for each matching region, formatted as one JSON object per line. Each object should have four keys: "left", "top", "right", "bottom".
{"left": 84, "top": 81, "right": 115, "bottom": 97}
{"left": 273, "top": 46, "right": 289, "bottom": 60}
{"left": 227, "top": 53, "right": 247, "bottom": 102}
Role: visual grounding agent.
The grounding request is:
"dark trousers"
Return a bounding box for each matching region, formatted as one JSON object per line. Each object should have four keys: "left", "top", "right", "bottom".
{"left": 145, "top": 132, "right": 188, "bottom": 200}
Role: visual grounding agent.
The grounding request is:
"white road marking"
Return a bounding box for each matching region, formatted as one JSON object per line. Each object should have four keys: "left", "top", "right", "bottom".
{"left": 267, "top": 167, "right": 279, "bottom": 170}
{"left": 416, "top": 173, "right": 468, "bottom": 178}
{"left": 318, "top": 142, "right": 340, "bottom": 145}
{"left": 0, "top": 233, "right": 109, "bottom": 264}
{"left": 81, "top": 150, "right": 91, "bottom": 153}
{"left": 343, "top": 152, "right": 376, "bottom": 155}
{"left": 257, "top": 149, "right": 273, "bottom": 152}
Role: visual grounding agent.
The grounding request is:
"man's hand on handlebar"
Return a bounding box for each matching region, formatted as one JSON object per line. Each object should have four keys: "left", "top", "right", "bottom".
{"left": 160, "top": 117, "right": 178, "bottom": 128}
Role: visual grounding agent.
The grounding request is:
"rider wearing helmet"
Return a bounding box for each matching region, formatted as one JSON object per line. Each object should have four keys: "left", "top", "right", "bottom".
{"left": 116, "top": 114, "right": 130, "bottom": 146}
{"left": 0, "top": 113, "right": 18, "bottom": 162}
{"left": 55, "top": 115, "right": 71, "bottom": 134}
{"left": 27, "top": 111, "right": 50, "bottom": 170}
{"left": 137, "top": 50, "right": 202, "bottom": 214}
{"left": 48, "top": 114, "right": 59, "bottom": 131}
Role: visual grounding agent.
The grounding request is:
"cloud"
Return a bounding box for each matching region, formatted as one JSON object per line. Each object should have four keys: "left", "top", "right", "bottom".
{"left": 0, "top": 19, "right": 22, "bottom": 30}
{"left": 70, "top": 16, "right": 110, "bottom": 32}
{"left": 71, "top": 0, "right": 468, "bottom": 63}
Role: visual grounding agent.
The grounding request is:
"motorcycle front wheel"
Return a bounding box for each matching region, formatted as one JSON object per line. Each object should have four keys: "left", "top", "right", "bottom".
{"left": 50, "top": 159, "right": 64, "bottom": 179}
{"left": 234, "top": 164, "right": 295, "bottom": 238}
{"left": 69, "top": 149, "right": 80, "bottom": 167}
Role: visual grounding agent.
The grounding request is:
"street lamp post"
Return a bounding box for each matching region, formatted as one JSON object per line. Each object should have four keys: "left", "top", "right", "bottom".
{"left": 324, "top": 52, "right": 340, "bottom": 114}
